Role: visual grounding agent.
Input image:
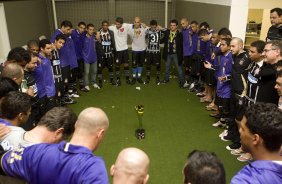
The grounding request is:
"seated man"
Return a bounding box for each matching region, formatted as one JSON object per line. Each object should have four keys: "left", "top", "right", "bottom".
{"left": 231, "top": 103, "right": 282, "bottom": 183}
{"left": 183, "top": 150, "right": 226, "bottom": 184}
{"left": 111, "top": 147, "right": 150, "bottom": 184}
{"left": 0, "top": 107, "right": 109, "bottom": 184}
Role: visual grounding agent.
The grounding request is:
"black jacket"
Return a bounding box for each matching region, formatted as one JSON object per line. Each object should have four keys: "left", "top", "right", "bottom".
{"left": 266, "top": 25, "right": 282, "bottom": 41}
{"left": 161, "top": 29, "right": 183, "bottom": 65}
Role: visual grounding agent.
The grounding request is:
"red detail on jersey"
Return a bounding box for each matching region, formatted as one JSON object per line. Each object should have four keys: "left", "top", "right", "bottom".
{"left": 120, "top": 28, "right": 124, "bottom": 32}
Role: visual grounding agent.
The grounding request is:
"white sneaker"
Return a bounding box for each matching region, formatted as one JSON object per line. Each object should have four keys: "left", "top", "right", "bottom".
{"left": 219, "top": 129, "right": 228, "bottom": 137}
{"left": 85, "top": 86, "right": 90, "bottom": 91}
{"left": 183, "top": 81, "right": 189, "bottom": 88}
{"left": 212, "top": 121, "right": 226, "bottom": 127}
{"left": 93, "top": 83, "right": 100, "bottom": 89}
{"left": 189, "top": 82, "right": 195, "bottom": 89}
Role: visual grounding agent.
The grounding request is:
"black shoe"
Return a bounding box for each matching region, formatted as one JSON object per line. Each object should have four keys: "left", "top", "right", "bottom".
{"left": 80, "top": 87, "right": 90, "bottom": 92}
{"left": 160, "top": 79, "right": 169, "bottom": 84}
{"left": 221, "top": 134, "right": 233, "bottom": 141}
{"left": 137, "top": 78, "right": 143, "bottom": 84}
{"left": 130, "top": 78, "right": 136, "bottom": 85}
{"left": 226, "top": 143, "right": 241, "bottom": 151}
{"left": 144, "top": 78, "right": 150, "bottom": 84}
{"left": 61, "top": 97, "right": 77, "bottom": 105}
{"left": 110, "top": 79, "right": 116, "bottom": 85}
{"left": 116, "top": 78, "right": 121, "bottom": 86}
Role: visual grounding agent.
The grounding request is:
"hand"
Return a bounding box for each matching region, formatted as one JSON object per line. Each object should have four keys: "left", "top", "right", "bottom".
{"left": 0, "top": 124, "right": 11, "bottom": 140}
{"left": 211, "top": 53, "right": 215, "bottom": 60}
{"left": 204, "top": 61, "right": 211, "bottom": 69}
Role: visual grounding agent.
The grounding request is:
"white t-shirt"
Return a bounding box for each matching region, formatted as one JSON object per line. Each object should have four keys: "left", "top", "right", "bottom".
{"left": 109, "top": 23, "right": 132, "bottom": 51}
{"left": 128, "top": 25, "right": 148, "bottom": 51}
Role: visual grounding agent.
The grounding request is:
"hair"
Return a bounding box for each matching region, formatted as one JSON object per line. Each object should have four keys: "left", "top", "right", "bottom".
{"left": 102, "top": 20, "right": 109, "bottom": 25}
{"left": 183, "top": 150, "right": 226, "bottom": 184}
{"left": 221, "top": 38, "right": 232, "bottom": 46}
{"left": 78, "top": 21, "right": 86, "bottom": 27}
{"left": 27, "top": 51, "right": 38, "bottom": 61}
{"left": 277, "top": 69, "right": 282, "bottom": 77}
{"left": 115, "top": 17, "right": 124, "bottom": 24}
{"left": 170, "top": 19, "right": 178, "bottom": 26}
{"left": 199, "top": 22, "right": 210, "bottom": 29}
{"left": 190, "top": 20, "right": 198, "bottom": 25}
{"left": 61, "top": 20, "right": 73, "bottom": 28}
{"left": 0, "top": 77, "right": 19, "bottom": 99}
{"left": 27, "top": 40, "right": 39, "bottom": 49}
{"left": 39, "top": 39, "right": 51, "bottom": 49}
{"left": 270, "top": 7, "right": 282, "bottom": 16}
{"left": 150, "top": 19, "right": 158, "bottom": 26}
{"left": 198, "top": 29, "right": 209, "bottom": 36}
{"left": 7, "top": 47, "right": 31, "bottom": 65}
{"left": 266, "top": 40, "right": 282, "bottom": 56}
{"left": 218, "top": 27, "right": 232, "bottom": 37}
{"left": 38, "top": 107, "right": 77, "bottom": 138}
{"left": 1, "top": 63, "right": 23, "bottom": 80}
{"left": 245, "top": 103, "right": 282, "bottom": 152}
{"left": 55, "top": 34, "right": 66, "bottom": 42}
{"left": 87, "top": 23, "right": 94, "bottom": 29}
{"left": 1, "top": 91, "right": 31, "bottom": 120}
{"left": 250, "top": 40, "right": 266, "bottom": 53}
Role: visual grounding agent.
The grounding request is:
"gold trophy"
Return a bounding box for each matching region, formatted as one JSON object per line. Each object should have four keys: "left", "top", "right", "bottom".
{"left": 135, "top": 105, "right": 145, "bottom": 139}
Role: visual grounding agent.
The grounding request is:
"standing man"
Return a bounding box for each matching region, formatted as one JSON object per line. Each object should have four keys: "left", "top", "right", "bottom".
{"left": 109, "top": 17, "right": 132, "bottom": 85}
{"left": 266, "top": 8, "right": 282, "bottom": 41}
{"left": 128, "top": 17, "right": 147, "bottom": 84}
{"left": 161, "top": 19, "right": 184, "bottom": 88}
{"left": 97, "top": 20, "right": 116, "bottom": 88}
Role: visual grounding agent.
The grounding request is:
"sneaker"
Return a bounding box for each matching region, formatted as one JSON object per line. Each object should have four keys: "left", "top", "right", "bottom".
{"left": 221, "top": 134, "right": 233, "bottom": 141}
{"left": 196, "top": 92, "right": 205, "bottom": 97}
{"left": 160, "top": 79, "right": 169, "bottom": 84}
{"left": 69, "top": 93, "right": 80, "bottom": 98}
{"left": 183, "top": 81, "right": 189, "bottom": 88}
{"left": 61, "top": 97, "right": 77, "bottom": 105}
{"left": 126, "top": 79, "right": 132, "bottom": 85}
{"left": 144, "top": 78, "right": 150, "bottom": 85}
{"left": 80, "top": 87, "right": 90, "bottom": 92}
{"left": 212, "top": 120, "right": 226, "bottom": 127}
{"left": 85, "top": 86, "right": 90, "bottom": 91}
{"left": 93, "top": 83, "right": 100, "bottom": 89}
{"left": 131, "top": 78, "right": 136, "bottom": 85}
{"left": 230, "top": 148, "right": 245, "bottom": 156}
{"left": 189, "top": 82, "right": 195, "bottom": 89}
{"left": 156, "top": 78, "right": 160, "bottom": 85}
{"left": 237, "top": 153, "right": 253, "bottom": 162}
{"left": 219, "top": 129, "right": 228, "bottom": 138}
{"left": 226, "top": 143, "right": 241, "bottom": 151}
{"left": 110, "top": 79, "right": 116, "bottom": 85}
{"left": 137, "top": 78, "right": 143, "bottom": 84}
{"left": 116, "top": 79, "right": 121, "bottom": 86}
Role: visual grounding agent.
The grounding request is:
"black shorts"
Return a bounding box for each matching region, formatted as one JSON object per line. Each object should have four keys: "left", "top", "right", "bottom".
{"left": 115, "top": 50, "right": 129, "bottom": 65}
{"left": 217, "top": 96, "right": 230, "bottom": 115}
{"left": 145, "top": 52, "right": 161, "bottom": 66}
{"left": 191, "top": 54, "right": 204, "bottom": 75}
{"left": 98, "top": 57, "right": 114, "bottom": 69}
{"left": 61, "top": 66, "right": 70, "bottom": 84}
{"left": 205, "top": 69, "right": 216, "bottom": 87}
{"left": 132, "top": 51, "right": 145, "bottom": 67}
{"left": 183, "top": 56, "right": 192, "bottom": 69}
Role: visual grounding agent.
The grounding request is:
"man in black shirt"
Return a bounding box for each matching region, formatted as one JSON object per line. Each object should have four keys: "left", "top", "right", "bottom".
{"left": 266, "top": 8, "right": 282, "bottom": 41}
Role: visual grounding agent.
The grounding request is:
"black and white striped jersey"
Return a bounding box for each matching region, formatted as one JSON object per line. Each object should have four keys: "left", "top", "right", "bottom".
{"left": 145, "top": 28, "right": 164, "bottom": 53}
{"left": 100, "top": 30, "right": 113, "bottom": 58}
{"left": 50, "top": 49, "right": 62, "bottom": 83}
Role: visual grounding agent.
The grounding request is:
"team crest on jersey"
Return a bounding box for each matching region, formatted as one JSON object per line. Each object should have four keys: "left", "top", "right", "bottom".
{"left": 119, "top": 28, "right": 124, "bottom": 32}
{"left": 239, "top": 59, "right": 244, "bottom": 65}
{"left": 254, "top": 68, "right": 260, "bottom": 75}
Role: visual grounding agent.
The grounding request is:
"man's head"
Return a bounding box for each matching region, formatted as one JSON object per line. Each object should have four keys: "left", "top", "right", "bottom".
{"left": 54, "top": 34, "right": 66, "bottom": 50}
{"left": 37, "top": 107, "right": 77, "bottom": 143}
{"left": 198, "top": 29, "right": 210, "bottom": 42}
{"left": 27, "top": 40, "right": 39, "bottom": 53}
{"left": 1, "top": 63, "right": 24, "bottom": 85}
{"left": 218, "top": 27, "right": 232, "bottom": 40}
{"left": 115, "top": 17, "right": 124, "bottom": 29}
{"left": 102, "top": 20, "right": 109, "bottom": 32}
{"left": 275, "top": 70, "right": 282, "bottom": 96}
{"left": 230, "top": 37, "right": 244, "bottom": 56}
{"left": 170, "top": 19, "right": 178, "bottom": 32}
{"left": 77, "top": 21, "right": 86, "bottom": 34}
{"left": 190, "top": 21, "right": 198, "bottom": 33}
{"left": 74, "top": 107, "right": 109, "bottom": 151}
{"left": 270, "top": 8, "right": 282, "bottom": 26}
{"left": 248, "top": 40, "right": 266, "bottom": 62}
{"left": 134, "top": 17, "right": 141, "bottom": 28}
{"left": 7, "top": 47, "right": 31, "bottom": 67}
{"left": 220, "top": 38, "right": 231, "bottom": 54}
{"left": 0, "top": 77, "right": 19, "bottom": 99}
{"left": 180, "top": 18, "right": 189, "bottom": 29}
{"left": 183, "top": 150, "right": 226, "bottom": 184}
{"left": 262, "top": 40, "right": 282, "bottom": 64}
{"left": 240, "top": 103, "right": 282, "bottom": 158}
{"left": 86, "top": 24, "right": 95, "bottom": 36}
{"left": 211, "top": 32, "right": 219, "bottom": 46}
{"left": 60, "top": 20, "right": 73, "bottom": 36}
{"left": 39, "top": 39, "right": 52, "bottom": 57}
{"left": 0, "top": 91, "right": 31, "bottom": 125}
{"left": 25, "top": 51, "right": 38, "bottom": 72}
{"left": 149, "top": 20, "right": 158, "bottom": 31}
{"left": 111, "top": 147, "right": 150, "bottom": 184}
{"left": 199, "top": 22, "right": 210, "bottom": 30}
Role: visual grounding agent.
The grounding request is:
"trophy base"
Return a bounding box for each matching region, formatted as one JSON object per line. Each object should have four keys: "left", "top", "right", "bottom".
{"left": 135, "top": 129, "right": 145, "bottom": 139}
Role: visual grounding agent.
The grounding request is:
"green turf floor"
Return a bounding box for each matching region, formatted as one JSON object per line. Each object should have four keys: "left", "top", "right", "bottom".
{"left": 70, "top": 76, "right": 246, "bottom": 183}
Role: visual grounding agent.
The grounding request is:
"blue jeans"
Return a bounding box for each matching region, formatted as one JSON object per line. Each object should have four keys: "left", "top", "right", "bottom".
{"left": 84, "top": 62, "right": 97, "bottom": 86}
{"left": 164, "top": 54, "right": 184, "bottom": 82}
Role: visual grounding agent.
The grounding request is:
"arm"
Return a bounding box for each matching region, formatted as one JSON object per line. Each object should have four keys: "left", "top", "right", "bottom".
{"left": 0, "top": 124, "right": 10, "bottom": 140}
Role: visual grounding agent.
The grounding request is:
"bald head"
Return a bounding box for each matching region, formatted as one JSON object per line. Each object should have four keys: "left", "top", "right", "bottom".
{"left": 230, "top": 37, "right": 244, "bottom": 56}
{"left": 75, "top": 107, "right": 109, "bottom": 133}
{"left": 111, "top": 147, "right": 150, "bottom": 184}
{"left": 134, "top": 17, "right": 141, "bottom": 28}
{"left": 1, "top": 63, "right": 24, "bottom": 85}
